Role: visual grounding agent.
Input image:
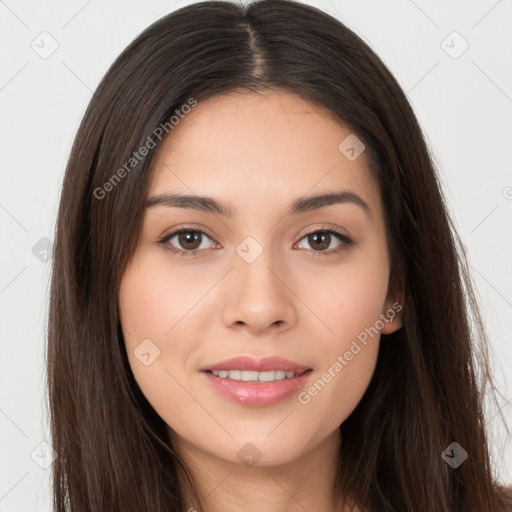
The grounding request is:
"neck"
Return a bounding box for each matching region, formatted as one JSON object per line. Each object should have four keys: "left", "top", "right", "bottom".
{"left": 170, "top": 429, "right": 351, "bottom": 512}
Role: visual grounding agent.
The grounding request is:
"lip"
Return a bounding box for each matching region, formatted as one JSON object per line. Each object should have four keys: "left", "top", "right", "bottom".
{"left": 201, "top": 369, "right": 313, "bottom": 407}
{"left": 200, "top": 356, "right": 313, "bottom": 407}
{"left": 201, "top": 355, "right": 311, "bottom": 373}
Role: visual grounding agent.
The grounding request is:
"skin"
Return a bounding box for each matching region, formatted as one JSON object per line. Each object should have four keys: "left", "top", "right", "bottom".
{"left": 119, "top": 90, "right": 403, "bottom": 512}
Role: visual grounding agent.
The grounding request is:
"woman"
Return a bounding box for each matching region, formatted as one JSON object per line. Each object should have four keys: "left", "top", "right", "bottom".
{"left": 46, "top": 1, "right": 512, "bottom": 510}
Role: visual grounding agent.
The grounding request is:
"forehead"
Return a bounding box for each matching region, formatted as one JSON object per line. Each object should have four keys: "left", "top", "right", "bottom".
{"left": 148, "top": 90, "right": 382, "bottom": 219}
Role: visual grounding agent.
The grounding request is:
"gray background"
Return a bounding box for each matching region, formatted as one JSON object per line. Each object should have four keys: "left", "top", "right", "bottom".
{"left": 1, "top": 0, "right": 511, "bottom": 509}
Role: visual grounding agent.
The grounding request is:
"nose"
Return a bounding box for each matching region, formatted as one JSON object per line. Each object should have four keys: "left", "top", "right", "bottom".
{"left": 221, "top": 242, "right": 297, "bottom": 334}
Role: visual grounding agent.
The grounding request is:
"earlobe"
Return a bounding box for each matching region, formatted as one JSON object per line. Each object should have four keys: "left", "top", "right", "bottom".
{"left": 381, "top": 311, "right": 403, "bottom": 334}
{"left": 381, "top": 292, "right": 404, "bottom": 335}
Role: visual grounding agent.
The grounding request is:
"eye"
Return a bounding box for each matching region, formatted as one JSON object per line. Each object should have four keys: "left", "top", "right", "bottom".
{"left": 158, "top": 226, "right": 353, "bottom": 258}
{"left": 295, "top": 228, "right": 353, "bottom": 255}
{"left": 158, "top": 228, "right": 217, "bottom": 257}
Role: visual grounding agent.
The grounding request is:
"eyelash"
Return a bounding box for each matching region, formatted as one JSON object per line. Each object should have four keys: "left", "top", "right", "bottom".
{"left": 157, "top": 226, "right": 354, "bottom": 258}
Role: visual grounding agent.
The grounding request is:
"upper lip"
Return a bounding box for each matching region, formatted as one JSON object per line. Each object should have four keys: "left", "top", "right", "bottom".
{"left": 201, "top": 356, "right": 311, "bottom": 374}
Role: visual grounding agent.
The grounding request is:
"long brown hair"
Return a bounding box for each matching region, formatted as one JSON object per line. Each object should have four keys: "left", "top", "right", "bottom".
{"left": 46, "top": 1, "right": 512, "bottom": 510}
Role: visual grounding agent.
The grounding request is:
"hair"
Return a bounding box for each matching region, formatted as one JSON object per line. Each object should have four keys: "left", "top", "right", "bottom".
{"left": 46, "top": 0, "right": 512, "bottom": 510}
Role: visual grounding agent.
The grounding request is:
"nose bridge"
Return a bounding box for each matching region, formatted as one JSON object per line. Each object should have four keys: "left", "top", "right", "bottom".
{"left": 234, "top": 233, "right": 283, "bottom": 296}
{"left": 222, "top": 233, "right": 296, "bottom": 331}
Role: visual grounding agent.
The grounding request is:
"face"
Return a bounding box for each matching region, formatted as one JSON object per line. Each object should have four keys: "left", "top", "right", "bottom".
{"left": 119, "top": 90, "right": 403, "bottom": 468}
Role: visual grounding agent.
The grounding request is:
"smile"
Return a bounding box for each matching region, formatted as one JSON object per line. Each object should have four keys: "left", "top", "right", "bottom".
{"left": 209, "top": 369, "right": 302, "bottom": 382}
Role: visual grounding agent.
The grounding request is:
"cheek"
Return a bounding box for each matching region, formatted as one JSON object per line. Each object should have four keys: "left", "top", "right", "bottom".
{"left": 334, "top": 268, "right": 388, "bottom": 336}
{"left": 298, "top": 289, "right": 383, "bottom": 433}
{"left": 119, "top": 251, "right": 210, "bottom": 343}
{"left": 308, "top": 247, "right": 390, "bottom": 344}
{"left": 118, "top": 254, "right": 204, "bottom": 408}
{"left": 295, "top": 250, "right": 388, "bottom": 426}
{"left": 298, "top": 343, "right": 379, "bottom": 438}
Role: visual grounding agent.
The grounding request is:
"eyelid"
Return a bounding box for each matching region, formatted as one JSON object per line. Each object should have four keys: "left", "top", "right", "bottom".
{"left": 294, "top": 222, "right": 350, "bottom": 241}
{"left": 159, "top": 224, "right": 217, "bottom": 243}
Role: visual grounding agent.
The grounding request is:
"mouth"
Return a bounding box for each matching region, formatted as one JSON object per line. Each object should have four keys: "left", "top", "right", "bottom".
{"left": 201, "top": 366, "right": 314, "bottom": 407}
{"left": 200, "top": 355, "right": 311, "bottom": 374}
{"left": 206, "top": 369, "right": 308, "bottom": 382}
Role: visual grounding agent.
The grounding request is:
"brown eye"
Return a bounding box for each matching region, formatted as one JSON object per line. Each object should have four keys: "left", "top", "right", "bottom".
{"left": 296, "top": 229, "right": 353, "bottom": 254}
{"left": 177, "top": 231, "right": 202, "bottom": 250}
{"left": 158, "top": 228, "right": 217, "bottom": 256}
{"left": 307, "top": 232, "right": 331, "bottom": 251}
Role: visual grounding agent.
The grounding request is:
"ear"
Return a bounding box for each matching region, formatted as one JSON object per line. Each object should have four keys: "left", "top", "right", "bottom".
{"left": 380, "top": 289, "right": 404, "bottom": 335}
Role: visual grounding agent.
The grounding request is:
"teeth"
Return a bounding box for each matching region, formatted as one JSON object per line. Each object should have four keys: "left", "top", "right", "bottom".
{"left": 210, "top": 370, "right": 299, "bottom": 382}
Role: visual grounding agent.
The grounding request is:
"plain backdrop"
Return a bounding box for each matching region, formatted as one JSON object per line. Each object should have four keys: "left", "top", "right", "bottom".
{"left": 1, "top": 0, "right": 511, "bottom": 509}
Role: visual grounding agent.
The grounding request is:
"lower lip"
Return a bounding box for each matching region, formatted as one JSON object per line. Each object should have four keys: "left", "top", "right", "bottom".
{"left": 201, "top": 370, "right": 313, "bottom": 407}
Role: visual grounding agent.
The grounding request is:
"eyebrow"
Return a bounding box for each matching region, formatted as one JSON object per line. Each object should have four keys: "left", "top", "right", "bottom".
{"left": 145, "top": 190, "right": 371, "bottom": 218}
